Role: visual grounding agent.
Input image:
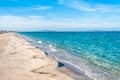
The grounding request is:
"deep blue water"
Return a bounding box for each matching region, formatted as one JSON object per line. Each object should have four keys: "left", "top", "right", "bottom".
{"left": 19, "top": 32, "right": 120, "bottom": 80}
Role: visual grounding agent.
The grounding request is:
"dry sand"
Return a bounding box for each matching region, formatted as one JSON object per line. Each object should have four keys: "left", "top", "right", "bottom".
{"left": 0, "top": 33, "right": 74, "bottom": 80}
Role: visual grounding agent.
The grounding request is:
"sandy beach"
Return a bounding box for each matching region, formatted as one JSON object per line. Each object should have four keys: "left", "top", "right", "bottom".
{"left": 0, "top": 32, "right": 75, "bottom": 80}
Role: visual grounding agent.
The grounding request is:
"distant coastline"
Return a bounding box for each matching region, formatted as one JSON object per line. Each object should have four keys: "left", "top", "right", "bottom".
{"left": 1, "top": 29, "right": 120, "bottom": 33}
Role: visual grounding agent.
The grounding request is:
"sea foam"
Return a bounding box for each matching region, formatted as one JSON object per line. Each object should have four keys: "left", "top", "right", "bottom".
{"left": 49, "top": 44, "right": 57, "bottom": 51}
{"left": 38, "top": 40, "right": 43, "bottom": 44}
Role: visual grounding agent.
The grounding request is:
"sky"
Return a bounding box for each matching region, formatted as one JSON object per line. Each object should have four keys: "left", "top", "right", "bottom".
{"left": 0, "top": 0, "right": 120, "bottom": 31}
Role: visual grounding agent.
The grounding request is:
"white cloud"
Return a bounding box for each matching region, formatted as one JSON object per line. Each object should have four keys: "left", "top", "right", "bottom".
{"left": 31, "top": 6, "right": 53, "bottom": 10}
{"left": 58, "top": 0, "right": 120, "bottom": 12}
{"left": 28, "top": 15, "right": 44, "bottom": 19}
{"left": 0, "top": 15, "right": 120, "bottom": 31}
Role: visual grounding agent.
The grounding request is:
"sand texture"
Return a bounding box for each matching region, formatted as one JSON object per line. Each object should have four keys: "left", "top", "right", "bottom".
{"left": 0, "top": 33, "right": 73, "bottom": 80}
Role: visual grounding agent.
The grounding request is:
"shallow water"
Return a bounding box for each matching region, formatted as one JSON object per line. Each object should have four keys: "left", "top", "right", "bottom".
{"left": 19, "top": 32, "right": 120, "bottom": 80}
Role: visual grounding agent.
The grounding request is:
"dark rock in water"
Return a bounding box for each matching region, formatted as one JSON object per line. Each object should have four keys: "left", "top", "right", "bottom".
{"left": 58, "top": 62, "right": 64, "bottom": 67}
{"left": 44, "top": 51, "right": 48, "bottom": 55}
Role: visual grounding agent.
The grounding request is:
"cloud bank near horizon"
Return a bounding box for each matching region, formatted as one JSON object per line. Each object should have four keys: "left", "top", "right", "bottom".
{"left": 0, "top": 15, "right": 120, "bottom": 31}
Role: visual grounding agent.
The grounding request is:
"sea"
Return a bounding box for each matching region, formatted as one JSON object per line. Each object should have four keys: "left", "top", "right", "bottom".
{"left": 19, "top": 32, "right": 120, "bottom": 80}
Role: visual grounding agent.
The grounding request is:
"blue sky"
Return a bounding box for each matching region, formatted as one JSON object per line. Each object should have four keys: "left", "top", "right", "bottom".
{"left": 0, "top": 0, "right": 120, "bottom": 31}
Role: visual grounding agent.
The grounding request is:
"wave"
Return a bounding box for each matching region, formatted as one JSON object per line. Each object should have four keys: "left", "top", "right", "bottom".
{"left": 37, "top": 40, "right": 43, "bottom": 44}
{"left": 49, "top": 44, "right": 57, "bottom": 51}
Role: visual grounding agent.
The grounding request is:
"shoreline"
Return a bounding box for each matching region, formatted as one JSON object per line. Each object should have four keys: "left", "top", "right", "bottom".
{"left": 18, "top": 33, "right": 88, "bottom": 80}
{"left": 18, "top": 32, "right": 94, "bottom": 80}
{"left": 0, "top": 32, "right": 76, "bottom": 80}
{"left": 18, "top": 33, "right": 93, "bottom": 80}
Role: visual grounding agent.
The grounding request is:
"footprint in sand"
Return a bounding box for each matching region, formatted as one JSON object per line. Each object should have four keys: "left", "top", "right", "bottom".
{"left": 31, "top": 67, "right": 51, "bottom": 74}
{"left": 31, "top": 55, "right": 45, "bottom": 59}
{"left": 30, "top": 64, "right": 53, "bottom": 75}
{"left": 10, "top": 52, "right": 17, "bottom": 55}
{"left": 31, "top": 68, "right": 57, "bottom": 79}
{"left": 50, "top": 74, "right": 57, "bottom": 77}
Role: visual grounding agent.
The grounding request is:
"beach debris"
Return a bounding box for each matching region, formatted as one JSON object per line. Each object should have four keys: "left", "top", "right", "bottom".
{"left": 58, "top": 62, "right": 64, "bottom": 67}
{"left": 44, "top": 51, "right": 48, "bottom": 55}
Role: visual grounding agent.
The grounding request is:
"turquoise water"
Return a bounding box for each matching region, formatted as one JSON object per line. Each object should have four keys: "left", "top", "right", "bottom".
{"left": 19, "top": 32, "right": 120, "bottom": 80}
